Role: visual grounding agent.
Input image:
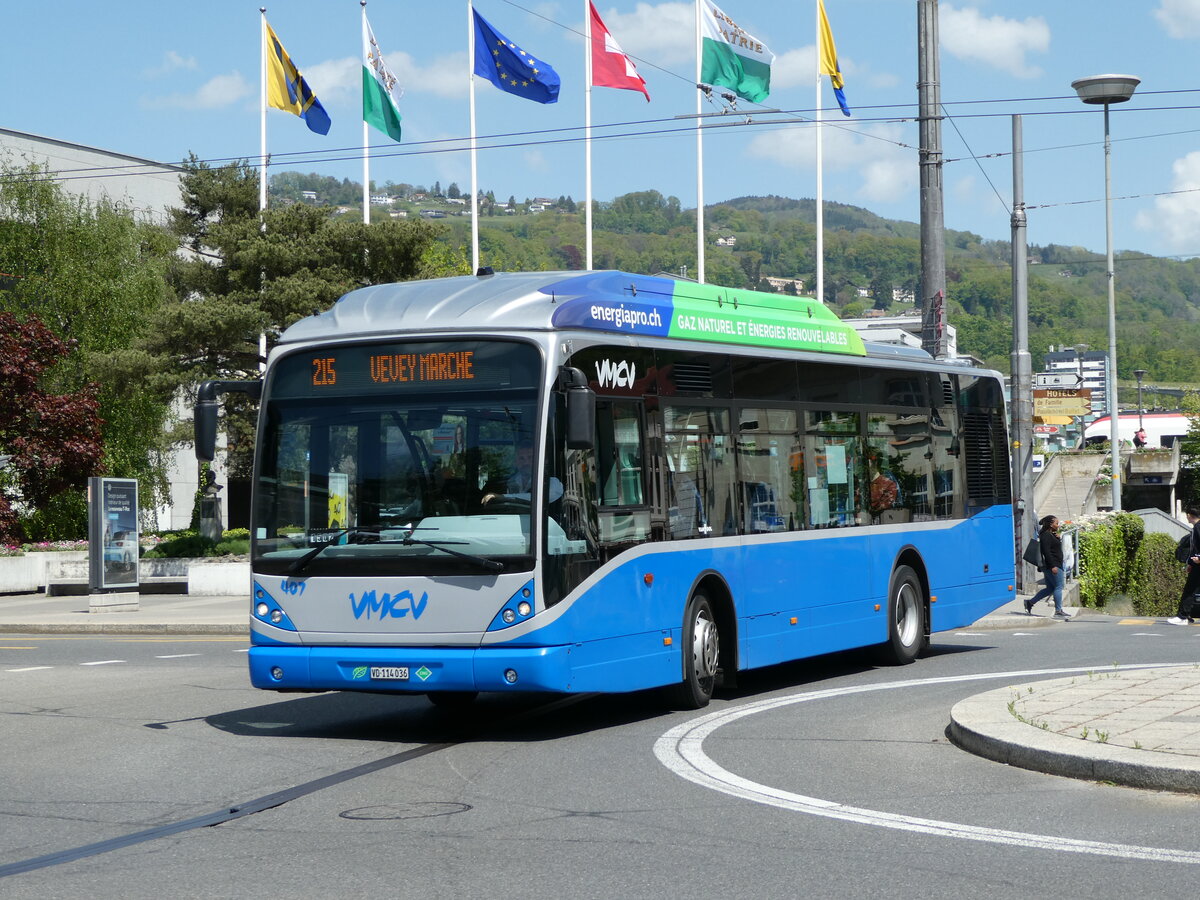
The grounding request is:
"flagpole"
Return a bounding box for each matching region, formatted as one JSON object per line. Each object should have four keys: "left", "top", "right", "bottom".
{"left": 362, "top": 1, "right": 370, "bottom": 225}
{"left": 260, "top": 7, "right": 268, "bottom": 213}
{"left": 815, "top": 0, "right": 824, "bottom": 305}
{"left": 584, "top": 0, "right": 593, "bottom": 270}
{"left": 469, "top": 0, "right": 480, "bottom": 273}
{"left": 695, "top": 0, "right": 705, "bottom": 284}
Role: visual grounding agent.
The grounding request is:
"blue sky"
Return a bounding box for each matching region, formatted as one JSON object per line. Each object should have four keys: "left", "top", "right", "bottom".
{"left": 7, "top": 1, "right": 1200, "bottom": 260}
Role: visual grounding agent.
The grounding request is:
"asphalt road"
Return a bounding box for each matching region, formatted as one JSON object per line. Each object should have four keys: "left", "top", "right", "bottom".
{"left": 2, "top": 619, "right": 1200, "bottom": 898}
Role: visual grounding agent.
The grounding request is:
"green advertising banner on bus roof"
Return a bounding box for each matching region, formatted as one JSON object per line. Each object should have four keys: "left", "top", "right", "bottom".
{"left": 548, "top": 273, "right": 867, "bottom": 357}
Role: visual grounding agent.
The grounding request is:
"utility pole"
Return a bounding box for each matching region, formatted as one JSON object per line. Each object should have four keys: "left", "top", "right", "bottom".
{"left": 1010, "top": 115, "right": 1036, "bottom": 591}
{"left": 917, "top": 0, "right": 946, "bottom": 358}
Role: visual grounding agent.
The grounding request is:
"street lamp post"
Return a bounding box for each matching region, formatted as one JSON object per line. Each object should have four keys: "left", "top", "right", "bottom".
{"left": 1134, "top": 369, "right": 1147, "bottom": 432}
{"left": 1072, "top": 74, "right": 1140, "bottom": 512}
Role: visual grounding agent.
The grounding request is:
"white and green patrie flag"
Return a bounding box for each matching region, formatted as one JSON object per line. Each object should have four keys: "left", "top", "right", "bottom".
{"left": 699, "top": 0, "right": 774, "bottom": 104}
{"left": 363, "top": 16, "right": 402, "bottom": 142}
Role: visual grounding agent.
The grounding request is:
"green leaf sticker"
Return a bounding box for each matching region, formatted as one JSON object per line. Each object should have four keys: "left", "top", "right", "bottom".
{"left": 352, "top": 666, "right": 368, "bottom": 679}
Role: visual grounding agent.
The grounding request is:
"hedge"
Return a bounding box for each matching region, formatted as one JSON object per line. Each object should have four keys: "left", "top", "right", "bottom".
{"left": 1077, "top": 513, "right": 1187, "bottom": 616}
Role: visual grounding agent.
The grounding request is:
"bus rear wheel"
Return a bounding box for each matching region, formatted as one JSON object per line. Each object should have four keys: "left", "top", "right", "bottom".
{"left": 668, "top": 592, "right": 720, "bottom": 709}
{"left": 879, "top": 565, "right": 925, "bottom": 665}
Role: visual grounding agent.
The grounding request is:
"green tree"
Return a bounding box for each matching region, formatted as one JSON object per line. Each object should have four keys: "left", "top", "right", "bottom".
{"left": 0, "top": 162, "right": 178, "bottom": 525}
{"left": 149, "top": 157, "right": 459, "bottom": 473}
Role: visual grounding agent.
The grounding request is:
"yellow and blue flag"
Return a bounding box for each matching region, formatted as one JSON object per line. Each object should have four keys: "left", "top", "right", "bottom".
{"left": 472, "top": 9, "right": 560, "bottom": 104}
{"left": 265, "top": 21, "right": 332, "bottom": 135}
{"left": 818, "top": 0, "right": 850, "bottom": 117}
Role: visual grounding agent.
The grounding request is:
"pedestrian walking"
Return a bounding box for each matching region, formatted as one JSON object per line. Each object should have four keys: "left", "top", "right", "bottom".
{"left": 1025, "top": 515, "right": 1072, "bottom": 618}
{"left": 1167, "top": 505, "right": 1200, "bottom": 626}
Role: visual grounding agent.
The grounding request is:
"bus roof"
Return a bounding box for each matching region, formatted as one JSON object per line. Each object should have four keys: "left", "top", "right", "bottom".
{"left": 279, "top": 270, "right": 872, "bottom": 358}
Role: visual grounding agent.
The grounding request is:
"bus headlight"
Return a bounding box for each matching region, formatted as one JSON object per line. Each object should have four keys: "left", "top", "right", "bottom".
{"left": 504, "top": 669, "right": 518, "bottom": 684}
{"left": 256, "top": 602, "right": 270, "bottom": 617}
{"left": 502, "top": 609, "right": 516, "bottom": 624}
{"left": 517, "top": 601, "right": 531, "bottom": 617}
{"left": 270, "top": 609, "right": 284, "bottom": 624}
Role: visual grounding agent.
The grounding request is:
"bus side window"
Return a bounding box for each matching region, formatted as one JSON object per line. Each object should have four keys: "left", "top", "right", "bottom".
{"left": 804, "top": 411, "right": 863, "bottom": 528}
{"left": 597, "top": 401, "right": 645, "bottom": 507}
{"left": 595, "top": 401, "right": 650, "bottom": 546}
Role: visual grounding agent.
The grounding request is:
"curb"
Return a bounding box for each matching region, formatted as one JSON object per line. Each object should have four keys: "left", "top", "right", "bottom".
{"left": 948, "top": 682, "right": 1200, "bottom": 794}
{"left": 0, "top": 623, "right": 248, "bottom": 636}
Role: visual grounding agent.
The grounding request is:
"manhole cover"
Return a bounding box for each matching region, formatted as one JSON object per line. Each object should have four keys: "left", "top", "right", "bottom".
{"left": 339, "top": 802, "right": 472, "bottom": 821}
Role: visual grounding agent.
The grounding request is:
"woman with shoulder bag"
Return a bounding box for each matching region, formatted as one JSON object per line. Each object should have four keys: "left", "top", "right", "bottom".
{"left": 1025, "top": 515, "right": 1071, "bottom": 618}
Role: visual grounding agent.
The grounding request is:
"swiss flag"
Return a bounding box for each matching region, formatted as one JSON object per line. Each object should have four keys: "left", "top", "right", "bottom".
{"left": 590, "top": 3, "right": 650, "bottom": 101}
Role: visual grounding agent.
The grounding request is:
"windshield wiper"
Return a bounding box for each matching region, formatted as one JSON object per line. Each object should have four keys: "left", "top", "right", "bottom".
{"left": 287, "top": 526, "right": 504, "bottom": 574}
{"left": 401, "top": 534, "right": 504, "bottom": 572}
{"left": 287, "top": 527, "right": 382, "bottom": 574}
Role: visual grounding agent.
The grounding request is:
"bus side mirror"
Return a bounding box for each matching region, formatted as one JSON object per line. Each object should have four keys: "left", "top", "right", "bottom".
{"left": 560, "top": 367, "right": 595, "bottom": 450}
{"left": 195, "top": 398, "right": 219, "bottom": 463}
{"left": 194, "top": 379, "right": 263, "bottom": 463}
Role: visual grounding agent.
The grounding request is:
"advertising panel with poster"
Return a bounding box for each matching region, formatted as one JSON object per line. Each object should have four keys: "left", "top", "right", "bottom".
{"left": 88, "top": 477, "right": 139, "bottom": 591}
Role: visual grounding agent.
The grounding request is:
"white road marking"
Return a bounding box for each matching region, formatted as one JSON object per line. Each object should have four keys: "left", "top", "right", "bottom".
{"left": 155, "top": 654, "right": 202, "bottom": 659}
{"left": 79, "top": 660, "right": 125, "bottom": 666}
{"left": 1131, "top": 633, "right": 1162, "bottom": 637}
{"left": 6, "top": 666, "right": 52, "bottom": 672}
{"left": 655, "top": 663, "right": 1200, "bottom": 864}
{"left": 233, "top": 648, "right": 249, "bottom": 653}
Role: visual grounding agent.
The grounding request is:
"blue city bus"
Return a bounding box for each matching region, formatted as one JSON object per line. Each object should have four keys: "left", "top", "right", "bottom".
{"left": 195, "top": 270, "right": 1015, "bottom": 709}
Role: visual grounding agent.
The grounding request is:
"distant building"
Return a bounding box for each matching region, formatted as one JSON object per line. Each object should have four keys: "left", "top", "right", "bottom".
{"left": 388, "top": 210, "right": 408, "bottom": 218}
{"left": 763, "top": 276, "right": 805, "bottom": 293}
{"left": 419, "top": 209, "right": 446, "bottom": 219}
{"left": 301, "top": 190, "right": 317, "bottom": 201}
{"left": 715, "top": 235, "right": 736, "bottom": 247}
{"left": 842, "top": 313, "right": 960, "bottom": 360}
{"left": 0, "top": 127, "right": 183, "bottom": 226}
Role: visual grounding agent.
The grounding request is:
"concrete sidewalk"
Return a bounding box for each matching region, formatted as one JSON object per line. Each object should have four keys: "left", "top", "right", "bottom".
{"left": 950, "top": 664, "right": 1200, "bottom": 793}
{"left": 0, "top": 591, "right": 247, "bottom": 635}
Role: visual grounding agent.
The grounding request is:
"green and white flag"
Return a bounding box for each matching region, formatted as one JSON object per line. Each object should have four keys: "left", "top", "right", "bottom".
{"left": 363, "top": 16, "right": 402, "bottom": 142}
{"left": 699, "top": 0, "right": 774, "bottom": 104}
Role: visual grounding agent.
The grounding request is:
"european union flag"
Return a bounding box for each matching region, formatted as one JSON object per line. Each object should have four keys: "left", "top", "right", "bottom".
{"left": 472, "top": 9, "right": 560, "bottom": 104}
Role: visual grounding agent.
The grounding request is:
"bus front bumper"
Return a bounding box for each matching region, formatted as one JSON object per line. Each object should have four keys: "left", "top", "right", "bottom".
{"left": 248, "top": 643, "right": 575, "bottom": 693}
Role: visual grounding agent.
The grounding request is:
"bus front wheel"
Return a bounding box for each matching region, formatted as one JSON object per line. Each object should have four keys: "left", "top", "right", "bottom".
{"left": 668, "top": 591, "right": 719, "bottom": 709}
{"left": 880, "top": 565, "right": 925, "bottom": 665}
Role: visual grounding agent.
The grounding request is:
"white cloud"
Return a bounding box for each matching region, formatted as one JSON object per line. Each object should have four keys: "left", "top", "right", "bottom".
{"left": 304, "top": 57, "right": 359, "bottom": 99}
{"left": 391, "top": 51, "right": 469, "bottom": 100}
{"left": 594, "top": 2, "right": 695, "bottom": 67}
{"left": 1134, "top": 151, "right": 1200, "bottom": 252}
{"left": 747, "top": 121, "right": 915, "bottom": 204}
{"left": 142, "top": 72, "right": 251, "bottom": 110}
{"left": 940, "top": 4, "right": 1050, "bottom": 78}
{"left": 1155, "top": 0, "right": 1200, "bottom": 37}
{"left": 951, "top": 174, "right": 978, "bottom": 205}
{"left": 143, "top": 50, "right": 197, "bottom": 79}
{"left": 523, "top": 149, "right": 551, "bottom": 173}
{"left": 771, "top": 47, "right": 817, "bottom": 91}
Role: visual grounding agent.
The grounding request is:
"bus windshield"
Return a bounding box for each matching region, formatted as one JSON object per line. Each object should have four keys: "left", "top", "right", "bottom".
{"left": 252, "top": 339, "right": 543, "bottom": 576}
